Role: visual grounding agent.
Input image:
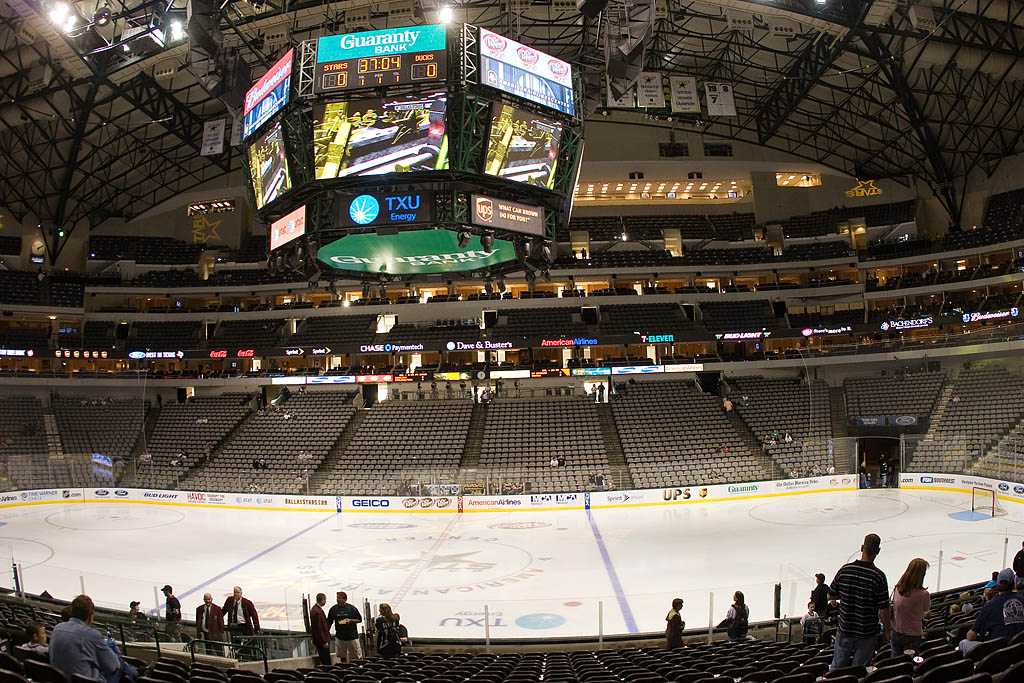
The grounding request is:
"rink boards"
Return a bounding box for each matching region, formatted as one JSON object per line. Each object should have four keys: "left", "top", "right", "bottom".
{"left": 1, "top": 471, "right": 1018, "bottom": 514}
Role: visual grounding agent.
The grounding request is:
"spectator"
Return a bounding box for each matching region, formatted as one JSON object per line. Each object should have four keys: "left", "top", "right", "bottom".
{"left": 18, "top": 621, "right": 48, "bottom": 658}
{"left": 161, "top": 585, "right": 181, "bottom": 641}
{"left": 328, "top": 591, "right": 362, "bottom": 662}
{"left": 858, "top": 460, "right": 870, "bottom": 489}
{"left": 126, "top": 601, "right": 142, "bottom": 621}
{"left": 738, "top": 394, "right": 749, "bottom": 407}
{"left": 665, "top": 598, "right": 684, "bottom": 650}
{"left": 595, "top": 472, "right": 606, "bottom": 491}
{"left": 800, "top": 601, "right": 819, "bottom": 626}
{"left": 985, "top": 571, "right": 1000, "bottom": 589}
{"left": 879, "top": 456, "right": 890, "bottom": 488}
{"left": 891, "top": 558, "right": 930, "bottom": 656}
{"left": 393, "top": 614, "right": 409, "bottom": 649}
{"left": 195, "top": 593, "right": 224, "bottom": 656}
{"left": 959, "top": 591, "right": 976, "bottom": 616}
{"left": 723, "top": 397, "right": 734, "bottom": 419}
{"left": 783, "top": 431, "right": 793, "bottom": 443}
{"left": 50, "top": 594, "right": 136, "bottom": 683}
{"left": 959, "top": 568, "right": 1024, "bottom": 653}
{"left": 375, "top": 603, "right": 403, "bottom": 659}
{"left": 828, "top": 533, "right": 891, "bottom": 670}
{"left": 557, "top": 455, "right": 566, "bottom": 467}
{"left": 223, "top": 585, "right": 260, "bottom": 635}
{"left": 309, "top": 593, "right": 331, "bottom": 665}
{"left": 1014, "top": 541, "right": 1024, "bottom": 581}
{"left": 723, "top": 591, "right": 749, "bottom": 640}
{"left": 550, "top": 456, "right": 559, "bottom": 467}
{"left": 588, "top": 473, "right": 596, "bottom": 488}
{"left": 810, "top": 573, "right": 829, "bottom": 615}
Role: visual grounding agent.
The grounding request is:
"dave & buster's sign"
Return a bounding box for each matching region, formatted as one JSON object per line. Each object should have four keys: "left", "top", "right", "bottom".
{"left": 470, "top": 195, "right": 545, "bottom": 236}
{"left": 243, "top": 49, "right": 293, "bottom": 141}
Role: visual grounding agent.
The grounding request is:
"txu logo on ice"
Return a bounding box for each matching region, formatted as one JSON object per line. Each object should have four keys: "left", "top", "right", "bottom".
{"left": 349, "top": 195, "right": 380, "bottom": 225}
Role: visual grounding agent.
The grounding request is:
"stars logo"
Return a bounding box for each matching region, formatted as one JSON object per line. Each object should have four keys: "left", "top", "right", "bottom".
{"left": 845, "top": 179, "right": 883, "bottom": 198}
{"left": 192, "top": 214, "right": 222, "bottom": 244}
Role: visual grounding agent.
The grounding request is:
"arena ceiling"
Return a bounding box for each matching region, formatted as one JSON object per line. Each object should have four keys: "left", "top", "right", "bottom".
{"left": 1, "top": 0, "right": 1023, "bottom": 259}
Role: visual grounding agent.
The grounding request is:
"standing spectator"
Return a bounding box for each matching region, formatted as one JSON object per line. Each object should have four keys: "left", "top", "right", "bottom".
{"left": 595, "top": 472, "right": 606, "bottom": 491}
{"left": 810, "top": 573, "right": 829, "bottom": 615}
{"left": 195, "top": 593, "right": 224, "bottom": 656}
{"left": 879, "top": 456, "right": 890, "bottom": 488}
{"left": 828, "top": 533, "right": 891, "bottom": 670}
{"left": 161, "top": 585, "right": 182, "bottom": 642}
{"left": 127, "top": 602, "right": 142, "bottom": 622}
{"left": 18, "top": 621, "right": 48, "bottom": 658}
{"left": 723, "top": 591, "right": 749, "bottom": 640}
{"left": 50, "top": 595, "right": 136, "bottom": 683}
{"left": 375, "top": 603, "right": 403, "bottom": 659}
{"left": 799, "top": 601, "right": 820, "bottom": 626}
{"left": 891, "top": 558, "right": 931, "bottom": 656}
{"left": 1014, "top": 541, "right": 1024, "bottom": 582}
{"left": 723, "top": 397, "right": 735, "bottom": 419}
{"left": 665, "top": 598, "right": 684, "bottom": 650}
{"left": 959, "top": 568, "right": 1024, "bottom": 653}
{"left": 223, "top": 586, "right": 260, "bottom": 636}
{"left": 309, "top": 593, "right": 332, "bottom": 665}
{"left": 858, "top": 460, "right": 870, "bottom": 489}
{"left": 327, "top": 591, "right": 362, "bottom": 662}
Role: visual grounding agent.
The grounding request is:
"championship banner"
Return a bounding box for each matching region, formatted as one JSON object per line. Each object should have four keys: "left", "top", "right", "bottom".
{"left": 705, "top": 82, "right": 737, "bottom": 116}
{"left": 607, "top": 76, "right": 634, "bottom": 108}
{"left": 200, "top": 119, "right": 225, "bottom": 156}
{"left": 669, "top": 76, "right": 700, "bottom": 113}
{"left": 636, "top": 72, "right": 665, "bottom": 108}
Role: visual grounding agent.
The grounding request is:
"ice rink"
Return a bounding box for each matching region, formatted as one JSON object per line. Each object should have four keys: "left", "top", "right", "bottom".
{"left": 6, "top": 487, "right": 1024, "bottom": 639}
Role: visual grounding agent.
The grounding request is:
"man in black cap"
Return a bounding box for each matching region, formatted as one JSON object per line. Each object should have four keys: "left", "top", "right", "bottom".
{"left": 161, "top": 585, "right": 182, "bottom": 642}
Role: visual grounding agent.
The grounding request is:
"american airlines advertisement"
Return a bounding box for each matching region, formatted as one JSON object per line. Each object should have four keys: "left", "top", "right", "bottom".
{"left": 243, "top": 49, "right": 293, "bottom": 141}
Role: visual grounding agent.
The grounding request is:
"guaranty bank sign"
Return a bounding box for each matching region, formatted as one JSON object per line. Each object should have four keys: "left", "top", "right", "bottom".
{"left": 318, "top": 231, "right": 516, "bottom": 274}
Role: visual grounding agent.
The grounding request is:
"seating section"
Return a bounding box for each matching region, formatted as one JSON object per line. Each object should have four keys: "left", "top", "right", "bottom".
{"left": 846, "top": 200, "right": 915, "bottom": 227}
{"left": 320, "top": 400, "right": 471, "bottom": 494}
{"left": 498, "top": 307, "right": 588, "bottom": 336}
{"left": 700, "top": 301, "right": 778, "bottom": 331}
{"left": 184, "top": 391, "right": 356, "bottom": 494}
{"left": 54, "top": 397, "right": 146, "bottom": 461}
{"left": 478, "top": 397, "right": 609, "bottom": 492}
{"left": 612, "top": 381, "right": 770, "bottom": 487}
{"left": 290, "top": 315, "right": 376, "bottom": 347}
{"left": 0, "top": 397, "right": 49, "bottom": 489}
{"left": 908, "top": 366, "right": 1024, "bottom": 472}
{"left": 132, "top": 321, "right": 202, "bottom": 350}
{"left": 82, "top": 321, "right": 117, "bottom": 350}
{"left": 599, "top": 303, "right": 694, "bottom": 334}
{"left": 782, "top": 209, "right": 839, "bottom": 238}
{"left": 209, "top": 319, "right": 285, "bottom": 349}
{"left": 730, "top": 378, "right": 833, "bottom": 473}
{"left": 0, "top": 323, "right": 49, "bottom": 350}
{"left": 88, "top": 235, "right": 202, "bottom": 264}
{"left": 137, "top": 395, "right": 253, "bottom": 489}
{"left": 844, "top": 371, "right": 946, "bottom": 421}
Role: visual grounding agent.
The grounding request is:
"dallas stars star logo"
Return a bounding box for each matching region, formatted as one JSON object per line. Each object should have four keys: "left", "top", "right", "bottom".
{"left": 192, "top": 214, "right": 222, "bottom": 243}
{"left": 354, "top": 551, "right": 497, "bottom": 573}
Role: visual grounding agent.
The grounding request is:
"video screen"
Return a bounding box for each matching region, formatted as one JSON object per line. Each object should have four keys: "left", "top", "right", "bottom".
{"left": 484, "top": 104, "right": 562, "bottom": 189}
{"left": 242, "top": 49, "right": 293, "bottom": 141}
{"left": 270, "top": 204, "right": 306, "bottom": 251}
{"left": 313, "top": 92, "right": 448, "bottom": 179}
{"left": 247, "top": 121, "right": 291, "bottom": 210}
{"left": 480, "top": 28, "right": 574, "bottom": 115}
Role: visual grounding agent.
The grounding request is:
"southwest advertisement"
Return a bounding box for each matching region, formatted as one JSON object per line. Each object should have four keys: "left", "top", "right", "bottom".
{"left": 317, "top": 229, "right": 516, "bottom": 274}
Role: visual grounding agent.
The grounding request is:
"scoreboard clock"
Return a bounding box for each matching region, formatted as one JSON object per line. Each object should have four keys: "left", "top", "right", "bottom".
{"left": 314, "top": 25, "right": 448, "bottom": 94}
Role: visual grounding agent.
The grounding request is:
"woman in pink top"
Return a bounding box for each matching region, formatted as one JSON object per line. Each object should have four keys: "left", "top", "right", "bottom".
{"left": 891, "top": 558, "right": 931, "bottom": 656}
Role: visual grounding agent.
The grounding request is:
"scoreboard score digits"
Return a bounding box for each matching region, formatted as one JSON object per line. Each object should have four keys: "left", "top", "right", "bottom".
{"left": 315, "top": 25, "right": 447, "bottom": 94}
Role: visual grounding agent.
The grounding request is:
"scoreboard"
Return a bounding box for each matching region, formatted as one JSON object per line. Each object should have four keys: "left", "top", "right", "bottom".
{"left": 314, "top": 25, "right": 447, "bottom": 93}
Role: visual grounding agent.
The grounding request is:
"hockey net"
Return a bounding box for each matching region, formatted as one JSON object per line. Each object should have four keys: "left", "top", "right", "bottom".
{"left": 971, "top": 487, "right": 1009, "bottom": 517}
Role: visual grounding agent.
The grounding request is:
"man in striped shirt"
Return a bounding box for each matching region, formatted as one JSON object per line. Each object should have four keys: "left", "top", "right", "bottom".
{"left": 828, "top": 533, "right": 892, "bottom": 670}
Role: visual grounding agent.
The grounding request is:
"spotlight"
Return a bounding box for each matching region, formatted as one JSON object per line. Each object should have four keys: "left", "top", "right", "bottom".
{"left": 361, "top": 283, "right": 371, "bottom": 298}
{"left": 93, "top": 3, "right": 111, "bottom": 26}
{"left": 481, "top": 232, "right": 495, "bottom": 250}
{"left": 48, "top": 3, "right": 69, "bottom": 24}
{"left": 541, "top": 268, "right": 551, "bottom": 283}
{"left": 169, "top": 20, "right": 184, "bottom": 41}
{"left": 522, "top": 240, "right": 533, "bottom": 258}
{"left": 484, "top": 280, "right": 493, "bottom": 296}
{"left": 457, "top": 230, "right": 471, "bottom": 249}
{"left": 267, "top": 256, "right": 275, "bottom": 272}
{"left": 62, "top": 13, "right": 77, "bottom": 32}
{"left": 122, "top": 43, "right": 130, "bottom": 52}
{"left": 378, "top": 285, "right": 387, "bottom": 299}
{"left": 275, "top": 254, "right": 284, "bottom": 270}
{"left": 438, "top": 5, "right": 453, "bottom": 22}
{"left": 525, "top": 269, "right": 536, "bottom": 292}
{"left": 496, "top": 278, "right": 506, "bottom": 294}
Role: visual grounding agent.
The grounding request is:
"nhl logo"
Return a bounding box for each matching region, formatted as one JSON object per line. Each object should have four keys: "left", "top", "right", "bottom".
{"left": 475, "top": 197, "right": 494, "bottom": 222}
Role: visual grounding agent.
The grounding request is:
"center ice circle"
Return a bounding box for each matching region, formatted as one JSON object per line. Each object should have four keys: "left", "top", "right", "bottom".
{"left": 748, "top": 494, "right": 909, "bottom": 526}
{"left": 317, "top": 536, "right": 535, "bottom": 590}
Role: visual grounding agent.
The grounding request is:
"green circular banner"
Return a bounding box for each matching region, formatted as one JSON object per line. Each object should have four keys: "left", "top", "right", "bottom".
{"left": 317, "top": 229, "right": 517, "bottom": 274}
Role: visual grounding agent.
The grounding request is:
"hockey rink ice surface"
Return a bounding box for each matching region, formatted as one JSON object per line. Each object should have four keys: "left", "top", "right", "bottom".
{"left": 5, "top": 488, "right": 1024, "bottom": 639}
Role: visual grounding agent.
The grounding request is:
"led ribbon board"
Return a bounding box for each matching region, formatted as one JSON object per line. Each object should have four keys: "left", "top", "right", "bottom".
{"left": 314, "top": 25, "right": 447, "bottom": 93}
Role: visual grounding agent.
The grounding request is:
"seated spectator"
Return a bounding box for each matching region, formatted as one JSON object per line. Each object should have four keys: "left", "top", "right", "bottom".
{"left": 984, "top": 571, "right": 999, "bottom": 588}
{"left": 127, "top": 601, "right": 143, "bottom": 621}
{"left": 960, "top": 591, "right": 976, "bottom": 615}
{"left": 738, "top": 394, "right": 750, "bottom": 407}
{"left": 18, "top": 621, "right": 48, "bottom": 658}
{"left": 50, "top": 595, "right": 137, "bottom": 683}
{"left": 550, "top": 456, "right": 558, "bottom": 467}
{"left": 783, "top": 431, "right": 794, "bottom": 443}
{"left": 557, "top": 455, "right": 566, "bottom": 467}
{"left": 959, "top": 569, "right": 1024, "bottom": 653}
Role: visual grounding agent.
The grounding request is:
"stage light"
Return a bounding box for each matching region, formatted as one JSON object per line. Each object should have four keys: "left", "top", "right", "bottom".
{"left": 169, "top": 20, "right": 184, "bottom": 41}
{"left": 438, "top": 6, "right": 453, "bottom": 22}
{"left": 481, "top": 232, "right": 494, "bottom": 250}
{"left": 93, "top": 3, "right": 111, "bottom": 26}
{"left": 484, "top": 280, "right": 493, "bottom": 296}
{"left": 541, "top": 241, "right": 553, "bottom": 262}
{"left": 62, "top": 14, "right": 77, "bottom": 32}
{"left": 122, "top": 43, "right": 130, "bottom": 51}
{"left": 49, "top": 3, "right": 69, "bottom": 24}
{"left": 457, "top": 230, "right": 471, "bottom": 249}
{"left": 541, "top": 268, "right": 551, "bottom": 283}
{"left": 496, "top": 278, "right": 506, "bottom": 294}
